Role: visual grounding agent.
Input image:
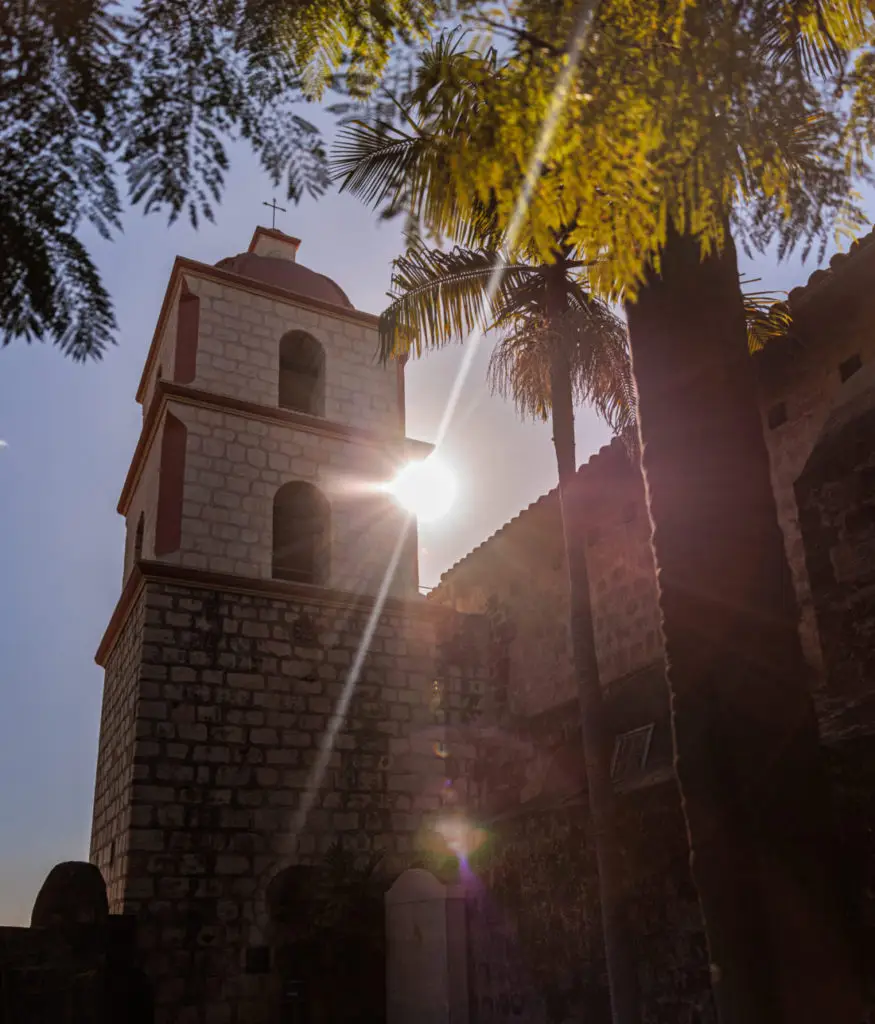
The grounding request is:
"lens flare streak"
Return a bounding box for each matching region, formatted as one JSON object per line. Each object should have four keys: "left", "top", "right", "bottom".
{"left": 289, "top": 522, "right": 412, "bottom": 839}
{"left": 287, "top": 6, "right": 596, "bottom": 845}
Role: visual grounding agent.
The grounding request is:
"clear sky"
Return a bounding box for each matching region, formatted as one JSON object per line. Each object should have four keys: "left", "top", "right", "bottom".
{"left": 0, "top": 129, "right": 870, "bottom": 924}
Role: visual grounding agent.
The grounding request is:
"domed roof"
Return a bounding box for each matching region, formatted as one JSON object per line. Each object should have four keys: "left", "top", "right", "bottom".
{"left": 215, "top": 251, "right": 354, "bottom": 310}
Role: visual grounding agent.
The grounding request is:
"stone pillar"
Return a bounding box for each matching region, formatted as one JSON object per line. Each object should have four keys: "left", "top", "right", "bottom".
{"left": 385, "top": 868, "right": 469, "bottom": 1024}
{"left": 795, "top": 362, "right": 875, "bottom": 739}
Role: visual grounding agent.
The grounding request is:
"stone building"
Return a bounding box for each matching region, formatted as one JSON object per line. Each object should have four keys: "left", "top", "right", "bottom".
{"left": 429, "top": 230, "right": 875, "bottom": 1022}
{"left": 90, "top": 227, "right": 489, "bottom": 1024}
{"left": 90, "top": 223, "right": 875, "bottom": 1024}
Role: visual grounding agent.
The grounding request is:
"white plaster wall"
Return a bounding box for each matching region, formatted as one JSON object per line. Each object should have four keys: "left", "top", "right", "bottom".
{"left": 141, "top": 284, "right": 181, "bottom": 416}
{"left": 123, "top": 417, "right": 166, "bottom": 584}
{"left": 186, "top": 276, "right": 401, "bottom": 436}
{"left": 163, "top": 401, "right": 416, "bottom": 598}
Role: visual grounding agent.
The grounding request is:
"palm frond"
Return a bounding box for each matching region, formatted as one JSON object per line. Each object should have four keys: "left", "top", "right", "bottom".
{"left": 487, "top": 320, "right": 553, "bottom": 420}
{"left": 378, "top": 244, "right": 538, "bottom": 360}
{"left": 487, "top": 301, "right": 636, "bottom": 440}
{"left": 333, "top": 120, "right": 429, "bottom": 206}
{"left": 755, "top": 0, "right": 866, "bottom": 78}
{"left": 742, "top": 286, "right": 793, "bottom": 353}
{"left": 333, "top": 118, "right": 502, "bottom": 248}
{"left": 331, "top": 30, "right": 511, "bottom": 248}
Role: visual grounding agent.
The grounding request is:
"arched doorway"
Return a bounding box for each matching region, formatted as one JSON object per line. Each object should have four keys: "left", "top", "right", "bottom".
{"left": 266, "top": 854, "right": 386, "bottom": 1023}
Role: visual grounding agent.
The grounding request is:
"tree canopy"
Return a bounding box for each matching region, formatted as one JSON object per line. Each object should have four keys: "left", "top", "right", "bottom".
{"left": 335, "top": 1, "right": 875, "bottom": 299}
{"left": 6, "top": 0, "right": 875, "bottom": 363}
{"left": 1, "top": 0, "right": 439, "bottom": 361}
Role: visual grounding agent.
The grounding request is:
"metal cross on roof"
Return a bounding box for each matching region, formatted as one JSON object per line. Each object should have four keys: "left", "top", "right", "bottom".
{"left": 262, "top": 198, "right": 287, "bottom": 229}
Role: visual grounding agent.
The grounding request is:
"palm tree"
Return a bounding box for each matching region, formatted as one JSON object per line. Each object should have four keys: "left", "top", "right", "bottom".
{"left": 334, "top": 24, "right": 865, "bottom": 1018}
{"left": 367, "top": 235, "right": 642, "bottom": 1024}
{"left": 337, "top": 99, "right": 810, "bottom": 1024}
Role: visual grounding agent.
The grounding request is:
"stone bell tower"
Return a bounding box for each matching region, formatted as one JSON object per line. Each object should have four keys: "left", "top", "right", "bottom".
{"left": 89, "top": 228, "right": 487, "bottom": 1024}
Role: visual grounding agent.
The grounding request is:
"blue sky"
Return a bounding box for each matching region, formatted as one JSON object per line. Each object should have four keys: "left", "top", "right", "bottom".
{"left": 0, "top": 130, "right": 870, "bottom": 924}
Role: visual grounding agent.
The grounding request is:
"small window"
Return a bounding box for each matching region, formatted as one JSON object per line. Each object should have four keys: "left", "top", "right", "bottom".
{"left": 611, "top": 724, "right": 654, "bottom": 782}
{"left": 272, "top": 482, "right": 329, "bottom": 584}
{"left": 133, "top": 512, "right": 145, "bottom": 562}
{"left": 767, "top": 401, "right": 787, "bottom": 430}
{"left": 279, "top": 332, "right": 325, "bottom": 415}
{"left": 840, "top": 353, "right": 863, "bottom": 383}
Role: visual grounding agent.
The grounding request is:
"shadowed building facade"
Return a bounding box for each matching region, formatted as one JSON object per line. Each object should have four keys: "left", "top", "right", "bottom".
{"left": 429, "top": 230, "right": 875, "bottom": 1023}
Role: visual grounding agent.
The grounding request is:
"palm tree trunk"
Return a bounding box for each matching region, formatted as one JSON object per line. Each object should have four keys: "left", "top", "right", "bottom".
{"left": 624, "top": 222, "right": 862, "bottom": 1024}
{"left": 547, "top": 274, "right": 640, "bottom": 1024}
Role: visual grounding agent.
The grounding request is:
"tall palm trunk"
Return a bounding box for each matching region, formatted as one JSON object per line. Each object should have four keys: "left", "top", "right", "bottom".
{"left": 624, "top": 223, "right": 862, "bottom": 1024}
{"left": 546, "top": 273, "right": 640, "bottom": 1024}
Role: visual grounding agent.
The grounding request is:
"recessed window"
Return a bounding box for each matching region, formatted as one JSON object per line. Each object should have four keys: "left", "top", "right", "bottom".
{"left": 767, "top": 401, "right": 788, "bottom": 430}
{"left": 272, "top": 482, "right": 329, "bottom": 585}
{"left": 611, "top": 724, "right": 654, "bottom": 782}
{"left": 279, "top": 332, "right": 325, "bottom": 415}
{"left": 839, "top": 353, "right": 863, "bottom": 383}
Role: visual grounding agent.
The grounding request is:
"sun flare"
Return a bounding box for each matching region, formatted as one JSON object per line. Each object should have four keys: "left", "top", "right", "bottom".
{"left": 387, "top": 457, "right": 457, "bottom": 522}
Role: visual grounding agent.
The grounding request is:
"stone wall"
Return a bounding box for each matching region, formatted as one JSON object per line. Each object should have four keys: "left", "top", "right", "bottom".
{"left": 431, "top": 442, "right": 662, "bottom": 717}
{"left": 434, "top": 297, "right": 875, "bottom": 721}
{"left": 435, "top": 488, "right": 571, "bottom": 718}
{"left": 465, "top": 725, "right": 875, "bottom": 1024}
{"left": 433, "top": 244, "right": 875, "bottom": 719}
{"left": 795, "top": 362, "right": 875, "bottom": 737}
{"left": 757, "top": 249, "right": 875, "bottom": 672}
{"left": 91, "top": 593, "right": 147, "bottom": 909}
{"left": 466, "top": 780, "right": 713, "bottom": 1024}
{"left": 91, "top": 570, "right": 488, "bottom": 1023}
{"left": 186, "top": 273, "right": 401, "bottom": 436}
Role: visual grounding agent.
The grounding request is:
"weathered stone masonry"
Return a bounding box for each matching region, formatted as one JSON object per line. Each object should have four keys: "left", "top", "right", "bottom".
{"left": 91, "top": 594, "right": 147, "bottom": 911}
{"left": 91, "top": 563, "right": 487, "bottom": 1023}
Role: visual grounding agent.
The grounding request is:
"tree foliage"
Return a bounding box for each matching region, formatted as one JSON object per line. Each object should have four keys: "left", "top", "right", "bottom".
{"left": 7, "top": 0, "right": 874, "bottom": 363}
{"left": 335, "top": 3, "right": 875, "bottom": 301}
{"left": 0, "top": 0, "right": 439, "bottom": 361}
{"left": 375, "top": 240, "right": 636, "bottom": 433}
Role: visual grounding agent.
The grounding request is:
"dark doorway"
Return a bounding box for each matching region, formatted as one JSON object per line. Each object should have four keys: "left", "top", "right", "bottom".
{"left": 279, "top": 333, "right": 325, "bottom": 416}
{"left": 266, "top": 858, "right": 386, "bottom": 1024}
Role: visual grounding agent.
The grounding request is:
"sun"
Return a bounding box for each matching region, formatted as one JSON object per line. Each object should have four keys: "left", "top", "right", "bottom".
{"left": 387, "top": 457, "right": 457, "bottom": 522}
